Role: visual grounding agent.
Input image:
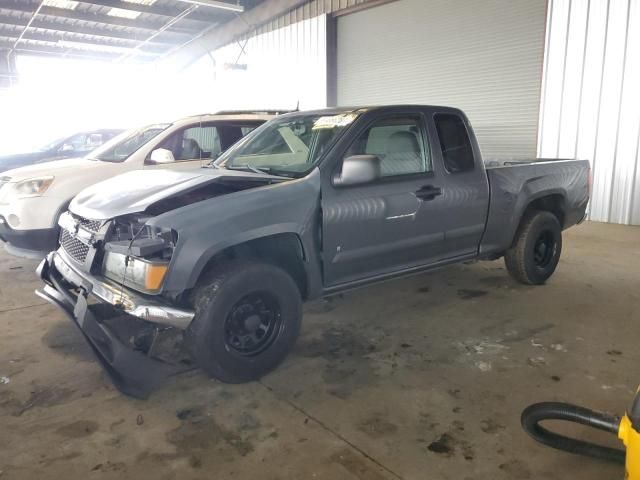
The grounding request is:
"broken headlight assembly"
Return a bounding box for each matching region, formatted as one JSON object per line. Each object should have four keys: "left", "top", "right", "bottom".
{"left": 102, "top": 253, "right": 169, "bottom": 294}
{"left": 102, "top": 217, "right": 177, "bottom": 295}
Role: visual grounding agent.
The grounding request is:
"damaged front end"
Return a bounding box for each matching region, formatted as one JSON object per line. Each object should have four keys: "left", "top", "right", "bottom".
{"left": 37, "top": 211, "right": 194, "bottom": 398}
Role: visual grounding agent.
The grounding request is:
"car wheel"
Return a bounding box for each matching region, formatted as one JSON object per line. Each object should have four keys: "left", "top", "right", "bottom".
{"left": 187, "top": 260, "right": 302, "bottom": 383}
{"left": 505, "top": 211, "right": 562, "bottom": 285}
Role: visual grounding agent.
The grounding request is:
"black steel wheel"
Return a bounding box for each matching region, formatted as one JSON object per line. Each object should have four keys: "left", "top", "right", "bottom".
{"left": 188, "top": 261, "right": 302, "bottom": 383}
{"left": 224, "top": 292, "right": 283, "bottom": 357}
{"left": 505, "top": 211, "right": 563, "bottom": 285}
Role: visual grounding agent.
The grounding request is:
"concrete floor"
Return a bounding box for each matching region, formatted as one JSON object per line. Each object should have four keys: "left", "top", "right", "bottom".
{"left": 0, "top": 221, "right": 638, "bottom": 479}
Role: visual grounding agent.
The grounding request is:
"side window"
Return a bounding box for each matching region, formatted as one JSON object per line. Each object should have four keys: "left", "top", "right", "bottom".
{"left": 346, "top": 116, "right": 431, "bottom": 177}
{"left": 60, "top": 133, "right": 88, "bottom": 152}
{"left": 158, "top": 125, "right": 221, "bottom": 161}
{"left": 85, "top": 133, "right": 104, "bottom": 150}
{"left": 182, "top": 126, "right": 221, "bottom": 160}
{"left": 433, "top": 113, "right": 475, "bottom": 173}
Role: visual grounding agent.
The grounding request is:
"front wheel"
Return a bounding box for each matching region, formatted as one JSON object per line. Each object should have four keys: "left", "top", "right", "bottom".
{"left": 187, "top": 261, "right": 302, "bottom": 383}
{"left": 505, "top": 211, "right": 562, "bottom": 285}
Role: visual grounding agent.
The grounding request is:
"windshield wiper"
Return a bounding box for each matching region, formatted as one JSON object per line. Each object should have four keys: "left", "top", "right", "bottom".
{"left": 226, "top": 164, "right": 271, "bottom": 175}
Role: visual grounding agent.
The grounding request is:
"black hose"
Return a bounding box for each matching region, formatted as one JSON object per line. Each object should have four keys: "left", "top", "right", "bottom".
{"left": 521, "top": 402, "right": 625, "bottom": 464}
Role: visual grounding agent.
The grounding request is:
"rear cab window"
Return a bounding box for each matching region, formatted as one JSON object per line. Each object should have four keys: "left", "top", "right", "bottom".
{"left": 433, "top": 113, "right": 475, "bottom": 173}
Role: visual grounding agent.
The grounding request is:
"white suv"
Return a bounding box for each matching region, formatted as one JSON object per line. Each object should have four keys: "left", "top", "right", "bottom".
{"left": 0, "top": 113, "right": 272, "bottom": 257}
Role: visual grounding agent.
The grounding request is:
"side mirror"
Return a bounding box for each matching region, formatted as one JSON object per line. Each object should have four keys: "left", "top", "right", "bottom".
{"left": 334, "top": 155, "right": 381, "bottom": 187}
{"left": 60, "top": 143, "right": 74, "bottom": 153}
{"left": 148, "top": 148, "right": 175, "bottom": 165}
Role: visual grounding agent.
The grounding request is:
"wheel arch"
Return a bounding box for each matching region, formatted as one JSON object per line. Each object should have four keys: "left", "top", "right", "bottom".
{"left": 522, "top": 192, "right": 567, "bottom": 228}
{"left": 509, "top": 192, "right": 567, "bottom": 248}
{"left": 188, "top": 231, "right": 310, "bottom": 300}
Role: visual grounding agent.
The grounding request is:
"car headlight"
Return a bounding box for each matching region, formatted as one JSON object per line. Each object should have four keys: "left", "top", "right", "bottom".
{"left": 13, "top": 176, "right": 54, "bottom": 198}
{"left": 102, "top": 252, "right": 168, "bottom": 294}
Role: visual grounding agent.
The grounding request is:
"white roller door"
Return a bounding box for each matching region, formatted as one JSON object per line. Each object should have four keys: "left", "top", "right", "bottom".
{"left": 336, "top": 0, "right": 547, "bottom": 160}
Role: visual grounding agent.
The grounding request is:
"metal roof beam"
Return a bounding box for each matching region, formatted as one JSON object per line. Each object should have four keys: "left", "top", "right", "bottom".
{"left": 0, "top": 26, "right": 168, "bottom": 53}
{"left": 77, "top": 0, "right": 231, "bottom": 24}
{"left": 0, "top": 14, "right": 181, "bottom": 46}
{"left": 0, "top": 1, "right": 200, "bottom": 38}
{"left": 0, "top": 37, "right": 155, "bottom": 61}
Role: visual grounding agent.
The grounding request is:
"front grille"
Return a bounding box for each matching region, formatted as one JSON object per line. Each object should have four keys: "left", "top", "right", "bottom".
{"left": 74, "top": 215, "right": 102, "bottom": 233}
{"left": 60, "top": 229, "right": 90, "bottom": 264}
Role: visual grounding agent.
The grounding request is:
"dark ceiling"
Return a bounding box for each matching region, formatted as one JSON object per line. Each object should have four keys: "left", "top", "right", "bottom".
{"left": 0, "top": 0, "right": 263, "bottom": 62}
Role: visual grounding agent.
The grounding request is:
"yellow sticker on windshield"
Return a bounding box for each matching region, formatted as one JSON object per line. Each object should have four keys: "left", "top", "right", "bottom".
{"left": 313, "top": 113, "right": 358, "bottom": 129}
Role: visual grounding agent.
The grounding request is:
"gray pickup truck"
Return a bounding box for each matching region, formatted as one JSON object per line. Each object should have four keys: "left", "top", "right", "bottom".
{"left": 37, "top": 106, "right": 590, "bottom": 397}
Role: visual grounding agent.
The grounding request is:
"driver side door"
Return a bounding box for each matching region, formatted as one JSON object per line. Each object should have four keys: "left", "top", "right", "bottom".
{"left": 321, "top": 112, "right": 447, "bottom": 287}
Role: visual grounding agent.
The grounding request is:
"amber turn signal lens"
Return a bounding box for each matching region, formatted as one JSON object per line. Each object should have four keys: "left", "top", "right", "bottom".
{"left": 144, "top": 263, "right": 168, "bottom": 292}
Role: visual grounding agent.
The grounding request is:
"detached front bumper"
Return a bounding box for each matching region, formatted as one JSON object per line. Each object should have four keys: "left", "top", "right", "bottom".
{"left": 36, "top": 251, "right": 193, "bottom": 398}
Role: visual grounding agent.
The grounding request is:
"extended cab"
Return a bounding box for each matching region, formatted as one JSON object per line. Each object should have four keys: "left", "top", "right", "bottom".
{"left": 0, "top": 113, "right": 271, "bottom": 256}
{"left": 37, "top": 106, "right": 590, "bottom": 397}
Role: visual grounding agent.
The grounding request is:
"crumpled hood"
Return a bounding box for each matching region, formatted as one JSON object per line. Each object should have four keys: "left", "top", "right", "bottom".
{"left": 70, "top": 168, "right": 284, "bottom": 220}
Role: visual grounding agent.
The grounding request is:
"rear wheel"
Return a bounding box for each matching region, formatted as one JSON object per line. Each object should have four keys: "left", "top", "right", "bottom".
{"left": 187, "top": 261, "right": 302, "bottom": 383}
{"left": 505, "top": 211, "right": 562, "bottom": 285}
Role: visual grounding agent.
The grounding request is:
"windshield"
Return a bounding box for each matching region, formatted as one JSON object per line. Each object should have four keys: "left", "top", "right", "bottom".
{"left": 214, "top": 112, "right": 358, "bottom": 177}
{"left": 38, "top": 136, "right": 66, "bottom": 152}
{"left": 93, "top": 124, "right": 170, "bottom": 163}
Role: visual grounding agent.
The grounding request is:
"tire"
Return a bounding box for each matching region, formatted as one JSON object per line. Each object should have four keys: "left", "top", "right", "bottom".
{"left": 504, "top": 211, "right": 562, "bottom": 285}
{"left": 187, "top": 260, "right": 302, "bottom": 383}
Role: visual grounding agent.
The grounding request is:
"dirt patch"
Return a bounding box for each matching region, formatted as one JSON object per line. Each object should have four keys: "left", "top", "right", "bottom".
{"left": 457, "top": 289, "right": 489, "bottom": 300}
{"left": 427, "top": 433, "right": 455, "bottom": 456}
{"left": 38, "top": 452, "right": 83, "bottom": 467}
{"left": 479, "top": 276, "right": 508, "bottom": 287}
{"left": 499, "top": 459, "right": 532, "bottom": 479}
{"left": 136, "top": 406, "right": 256, "bottom": 468}
{"left": 169, "top": 407, "right": 254, "bottom": 457}
{"left": 356, "top": 413, "right": 399, "bottom": 439}
{"left": 298, "top": 328, "right": 377, "bottom": 360}
{"left": 330, "top": 448, "right": 388, "bottom": 480}
{"left": 297, "top": 328, "right": 381, "bottom": 399}
{"left": 6, "top": 385, "right": 75, "bottom": 417}
{"left": 91, "top": 461, "right": 126, "bottom": 473}
{"left": 426, "top": 429, "right": 475, "bottom": 461}
{"left": 502, "top": 323, "right": 555, "bottom": 344}
{"left": 55, "top": 420, "right": 99, "bottom": 438}
{"left": 480, "top": 418, "right": 505, "bottom": 434}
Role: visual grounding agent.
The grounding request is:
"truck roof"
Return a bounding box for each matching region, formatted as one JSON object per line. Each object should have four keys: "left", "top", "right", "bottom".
{"left": 278, "top": 104, "right": 466, "bottom": 118}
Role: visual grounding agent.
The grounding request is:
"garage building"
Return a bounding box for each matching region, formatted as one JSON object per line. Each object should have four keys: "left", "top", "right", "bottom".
{"left": 172, "top": 0, "right": 640, "bottom": 225}
{"left": 0, "top": 1, "right": 639, "bottom": 480}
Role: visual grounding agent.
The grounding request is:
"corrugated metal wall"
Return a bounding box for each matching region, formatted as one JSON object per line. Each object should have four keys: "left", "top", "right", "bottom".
{"left": 539, "top": 0, "right": 640, "bottom": 225}
{"left": 211, "top": 15, "right": 327, "bottom": 110}
{"left": 208, "top": 1, "right": 384, "bottom": 111}
{"left": 247, "top": 0, "right": 380, "bottom": 36}
{"left": 335, "top": 0, "right": 547, "bottom": 160}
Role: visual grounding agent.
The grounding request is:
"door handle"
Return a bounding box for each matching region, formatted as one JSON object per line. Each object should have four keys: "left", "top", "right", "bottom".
{"left": 414, "top": 185, "right": 442, "bottom": 201}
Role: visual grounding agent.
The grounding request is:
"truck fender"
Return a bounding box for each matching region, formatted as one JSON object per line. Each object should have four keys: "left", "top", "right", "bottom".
{"left": 182, "top": 224, "right": 315, "bottom": 293}
{"left": 508, "top": 188, "right": 568, "bottom": 245}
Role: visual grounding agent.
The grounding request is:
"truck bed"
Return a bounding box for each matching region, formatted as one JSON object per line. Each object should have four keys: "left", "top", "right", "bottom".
{"left": 479, "top": 158, "right": 590, "bottom": 256}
